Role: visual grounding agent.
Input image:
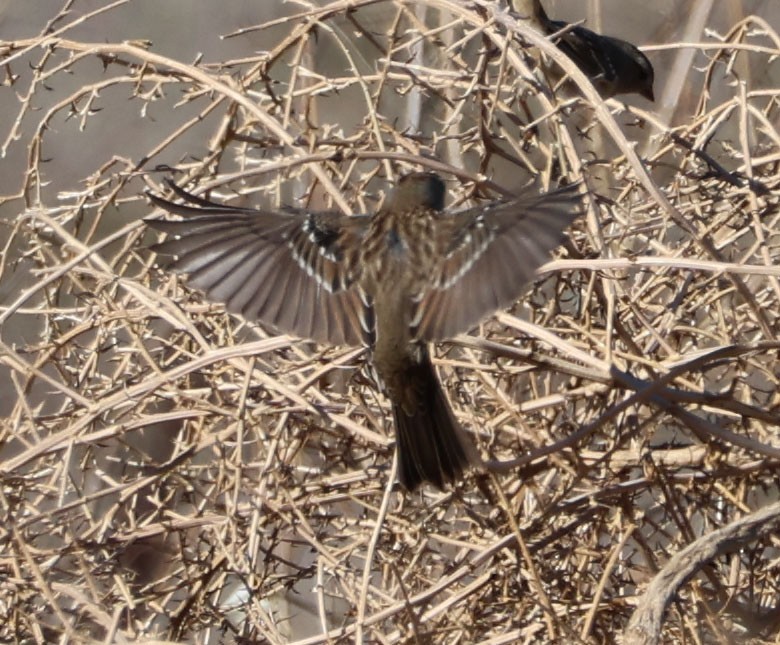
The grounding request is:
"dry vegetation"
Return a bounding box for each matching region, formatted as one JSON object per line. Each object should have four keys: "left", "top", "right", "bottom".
{"left": 1, "top": 0, "right": 779, "bottom": 643}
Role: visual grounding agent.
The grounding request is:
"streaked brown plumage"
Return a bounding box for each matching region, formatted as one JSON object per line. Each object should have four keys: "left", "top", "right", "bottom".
{"left": 511, "top": 0, "right": 655, "bottom": 101}
{"left": 146, "top": 173, "right": 584, "bottom": 490}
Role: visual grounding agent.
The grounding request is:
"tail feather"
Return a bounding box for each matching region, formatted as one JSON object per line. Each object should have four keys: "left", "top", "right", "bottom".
{"left": 392, "top": 351, "right": 478, "bottom": 490}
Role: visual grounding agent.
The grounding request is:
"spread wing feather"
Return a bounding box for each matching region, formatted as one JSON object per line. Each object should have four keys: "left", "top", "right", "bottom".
{"left": 412, "top": 184, "right": 583, "bottom": 340}
{"left": 146, "top": 185, "right": 373, "bottom": 346}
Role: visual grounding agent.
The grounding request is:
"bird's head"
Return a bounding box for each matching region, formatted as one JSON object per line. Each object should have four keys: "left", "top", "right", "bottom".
{"left": 388, "top": 172, "right": 446, "bottom": 212}
{"left": 612, "top": 38, "right": 655, "bottom": 101}
{"left": 634, "top": 51, "right": 655, "bottom": 102}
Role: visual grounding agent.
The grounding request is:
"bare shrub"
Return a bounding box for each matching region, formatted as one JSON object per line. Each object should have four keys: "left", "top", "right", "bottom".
{"left": 1, "top": 1, "right": 779, "bottom": 643}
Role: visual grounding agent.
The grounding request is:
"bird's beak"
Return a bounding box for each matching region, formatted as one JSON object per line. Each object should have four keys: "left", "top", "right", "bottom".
{"left": 641, "top": 85, "right": 655, "bottom": 102}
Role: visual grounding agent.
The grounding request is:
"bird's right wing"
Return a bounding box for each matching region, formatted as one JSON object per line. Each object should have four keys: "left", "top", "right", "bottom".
{"left": 546, "top": 20, "right": 610, "bottom": 82}
{"left": 411, "top": 184, "right": 584, "bottom": 341}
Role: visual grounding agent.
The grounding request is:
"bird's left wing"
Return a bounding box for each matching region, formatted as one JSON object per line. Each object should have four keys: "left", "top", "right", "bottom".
{"left": 145, "top": 183, "right": 373, "bottom": 346}
{"left": 411, "top": 183, "right": 584, "bottom": 341}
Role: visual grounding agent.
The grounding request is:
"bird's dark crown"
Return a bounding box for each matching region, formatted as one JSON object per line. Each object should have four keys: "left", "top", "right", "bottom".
{"left": 624, "top": 43, "right": 655, "bottom": 101}
{"left": 389, "top": 172, "right": 446, "bottom": 212}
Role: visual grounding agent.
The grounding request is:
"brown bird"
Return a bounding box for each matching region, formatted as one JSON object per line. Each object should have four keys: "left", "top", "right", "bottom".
{"left": 511, "top": 0, "right": 655, "bottom": 101}
{"left": 145, "top": 173, "right": 583, "bottom": 490}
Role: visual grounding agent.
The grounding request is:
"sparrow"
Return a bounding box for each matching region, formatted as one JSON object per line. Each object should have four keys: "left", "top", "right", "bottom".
{"left": 510, "top": 0, "right": 655, "bottom": 101}
{"left": 145, "top": 173, "right": 584, "bottom": 490}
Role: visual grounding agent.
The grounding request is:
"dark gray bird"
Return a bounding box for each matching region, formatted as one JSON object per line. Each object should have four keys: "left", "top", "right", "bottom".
{"left": 146, "top": 173, "right": 584, "bottom": 490}
{"left": 511, "top": 0, "right": 655, "bottom": 101}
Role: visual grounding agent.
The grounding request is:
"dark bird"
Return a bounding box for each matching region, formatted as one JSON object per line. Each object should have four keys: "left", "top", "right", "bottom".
{"left": 511, "top": 0, "right": 655, "bottom": 101}
{"left": 145, "top": 173, "right": 583, "bottom": 490}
